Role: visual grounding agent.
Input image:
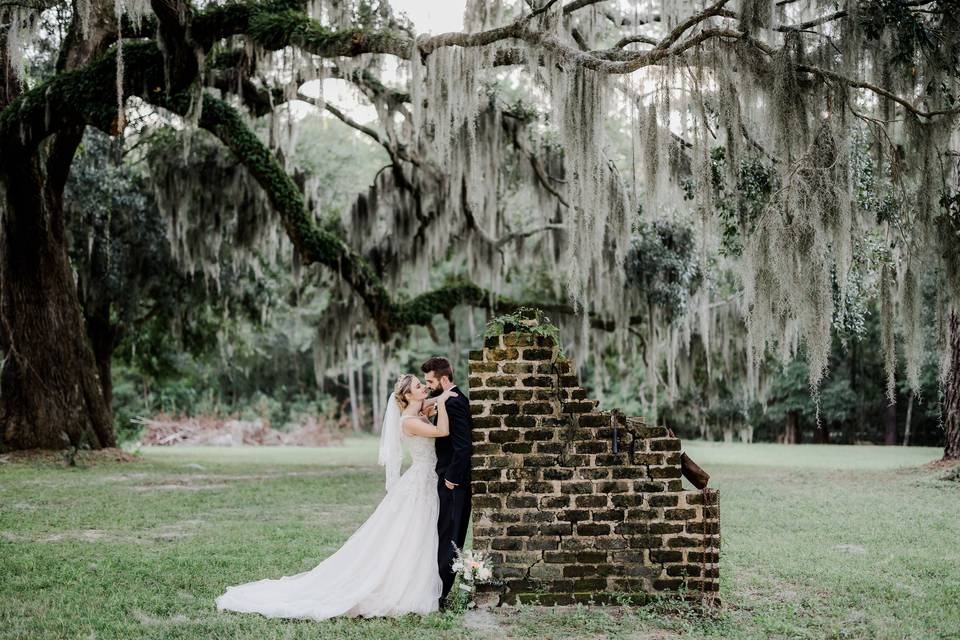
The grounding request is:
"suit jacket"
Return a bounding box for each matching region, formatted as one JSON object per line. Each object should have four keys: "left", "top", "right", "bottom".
{"left": 434, "top": 386, "right": 473, "bottom": 487}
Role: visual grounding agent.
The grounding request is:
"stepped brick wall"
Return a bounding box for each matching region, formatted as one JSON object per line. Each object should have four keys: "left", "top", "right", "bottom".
{"left": 467, "top": 330, "right": 720, "bottom": 606}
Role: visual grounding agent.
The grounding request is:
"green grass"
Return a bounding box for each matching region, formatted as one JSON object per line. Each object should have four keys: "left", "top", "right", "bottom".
{"left": 1, "top": 439, "right": 956, "bottom": 639}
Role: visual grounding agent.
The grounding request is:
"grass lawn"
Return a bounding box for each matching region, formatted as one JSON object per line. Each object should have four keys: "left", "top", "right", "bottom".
{"left": 1, "top": 439, "right": 956, "bottom": 639}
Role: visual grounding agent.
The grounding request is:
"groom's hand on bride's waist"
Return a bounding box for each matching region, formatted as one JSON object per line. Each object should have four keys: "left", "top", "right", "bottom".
{"left": 444, "top": 479, "right": 457, "bottom": 490}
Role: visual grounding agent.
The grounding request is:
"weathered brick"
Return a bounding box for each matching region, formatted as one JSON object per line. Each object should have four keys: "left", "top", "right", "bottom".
{"left": 468, "top": 349, "right": 485, "bottom": 361}
{"left": 484, "top": 335, "right": 502, "bottom": 349}
{"left": 649, "top": 550, "right": 683, "bottom": 563}
{"left": 535, "top": 442, "right": 565, "bottom": 454}
{"left": 489, "top": 429, "right": 521, "bottom": 443}
{"left": 522, "top": 348, "right": 554, "bottom": 360}
{"left": 490, "top": 512, "right": 521, "bottom": 523}
{"left": 574, "top": 495, "right": 608, "bottom": 508}
{"left": 562, "top": 401, "right": 596, "bottom": 413}
{"left": 578, "top": 413, "right": 611, "bottom": 428}
{"left": 632, "top": 453, "right": 666, "bottom": 465}
{"left": 522, "top": 401, "right": 555, "bottom": 415}
{"left": 666, "top": 564, "right": 701, "bottom": 577}
{"left": 524, "top": 481, "right": 556, "bottom": 493}
{"left": 523, "top": 455, "right": 558, "bottom": 468}
{"left": 558, "top": 509, "right": 591, "bottom": 522}
{"left": 592, "top": 509, "right": 625, "bottom": 522}
{"left": 489, "top": 348, "right": 520, "bottom": 361}
{"left": 652, "top": 578, "right": 683, "bottom": 590}
{"left": 649, "top": 494, "right": 679, "bottom": 507}
{"left": 521, "top": 511, "right": 556, "bottom": 524}
{"left": 667, "top": 536, "right": 702, "bottom": 548}
{"left": 472, "top": 443, "right": 500, "bottom": 455}
{"left": 543, "top": 468, "right": 574, "bottom": 480}
{"left": 502, "top": 363, "right": 535, "bottom": 376}
{"left": 628, "top": 535, "right": 664, "bottom": 549}
{"left": 611, "top": 494, "right": 645, "bottom": 507}
{"left": 540, "top": 522, "right": 572, "bottom": 536}
{"left": 540, "top": 496, "right": 570, "bottom": 509}
{"left": 472, "top": 416, "right": 502, "bottom": 429}
{"left": 649, "top": 522, "right": 684, "bottom": 534}
{"left": 492, "top": 403, "right": 520, "bottom": 416}
{"left": 526, "top": 536, "right": 560, "bottom": 550}
{"left": 573, "top": 578, "right": 607, "bottom": 591}
{"left": 468, "top": 376, "right": 483, "bottom": 388}
{"left": 556, "top": 454, "right": 589, "bottom": 467}
{"left": 615, "top": 522, "right": 648, "bottom": 535}
{"left": 505, "top": 495, "right": 538, "bottom": 509}
{"left": 576, "top": 523, "right": 611, "bottom": 536}
{"left": 471, "top": 362, "right": 499, "bottom": 374}
{"left": 469, "top": 334, "right": 720, "bottom": 603}
{"left": 577, "top": 467, "right": 610, "bottom": 480}
{"left": 503, "top": 415, "right": 537, "bottom": 428}
{"left": 543, "top": 551, "right": 576, "bottom": 563}
{"left": 491, "top": 537, "right": 523, "bottom": 551}
{"left": 595, "top": 537, "right": 628, "bottom": 550}
{"left": 502, "top": 389, "right": 534, "bottom": 401}
{"left": 561, "top": 481, "right": 594, "bottom": 494}
{"left": 523, "top": 428, "right": 556, "bottom": 441}
{"left": 611, "top": 466, "right": 648, "bottom": 480}
{"left": 649, "top": 438, "right": 682, "bottom": 452}
{"left": 575, "top": 441, "right": 608, "bottom": 454}
{"left": 648, "top": 466, "right": 682, "bottom": 479}
{"left": 506, "top": 524, "right": 538, "bottom": 536}
{"left": 635, "top": 481, "right": 667, "bottom": 492}
{"left": 635, "top": 425, "right": 669, "bottom": 438}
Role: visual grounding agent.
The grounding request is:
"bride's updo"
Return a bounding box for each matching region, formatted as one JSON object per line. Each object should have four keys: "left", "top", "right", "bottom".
{"left": 393, "top": 374, "right": 416, "bottom": 410}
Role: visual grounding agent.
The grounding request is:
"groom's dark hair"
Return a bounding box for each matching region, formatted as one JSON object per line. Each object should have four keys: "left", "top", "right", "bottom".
{"left": 421, "top": 356, "right": 453, "bottom": 382}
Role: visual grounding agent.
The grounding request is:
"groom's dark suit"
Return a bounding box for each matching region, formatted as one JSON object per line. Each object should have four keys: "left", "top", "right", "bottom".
{"left": 434, "top": 385, "right": 473, "bottom": 603}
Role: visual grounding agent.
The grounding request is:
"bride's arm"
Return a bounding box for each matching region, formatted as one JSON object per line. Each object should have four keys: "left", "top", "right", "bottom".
{"left": 401, "top": 394, "right": 456, "bottom": 438}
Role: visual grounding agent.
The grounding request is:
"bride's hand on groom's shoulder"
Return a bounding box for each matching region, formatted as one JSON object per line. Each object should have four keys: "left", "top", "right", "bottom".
{"left": 439, "top": 389, "right": 459, "bottom": 402}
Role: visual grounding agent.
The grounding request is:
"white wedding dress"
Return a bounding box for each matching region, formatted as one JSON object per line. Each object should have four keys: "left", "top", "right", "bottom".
{"left": 215, "top": 409, "right": 442, "bottom": 620}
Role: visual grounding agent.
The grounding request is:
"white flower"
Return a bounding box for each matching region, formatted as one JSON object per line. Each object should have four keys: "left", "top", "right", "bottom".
{"left": 476, "top": 566, "right": 492, "bottom": 581}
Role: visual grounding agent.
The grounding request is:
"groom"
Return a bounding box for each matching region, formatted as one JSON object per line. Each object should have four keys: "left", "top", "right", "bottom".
{"left": 421, "top": 356, "right": 473, "bottom": 608}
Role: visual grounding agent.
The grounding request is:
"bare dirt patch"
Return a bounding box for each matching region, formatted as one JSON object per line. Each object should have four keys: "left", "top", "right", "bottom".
{"left": 0, "top": 448, "right": 138, "bottom": 466}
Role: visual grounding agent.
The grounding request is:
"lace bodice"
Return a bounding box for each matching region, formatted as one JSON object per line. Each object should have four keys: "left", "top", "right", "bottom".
{"left": 400, "top": 418, "right": 438, "bottom": 466}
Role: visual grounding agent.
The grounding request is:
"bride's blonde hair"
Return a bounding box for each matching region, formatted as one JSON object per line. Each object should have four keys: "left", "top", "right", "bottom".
{"left": 393, "top": 374, "right": 417, "bottom": 410}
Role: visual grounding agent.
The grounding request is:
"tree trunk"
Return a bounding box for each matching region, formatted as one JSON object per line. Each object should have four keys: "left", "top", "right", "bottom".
{"left": 783, "top": 410, "right": 799, "bottom": 444}
{"left": 944, "top": 310, "right": 960, "bottom": 460}
{"left": 884, "top": 399, "right": 897, "bottom": 445}
{"left": 0, "top": 3, "right": 118, "bottom": 450}
{"left": 85, "top": 301, "right": 117, "bottom": 408}
{"left": 903, "top": 391, "right": 913, "bottom": 447}
{"left": 0, "top": 151, "right": 115, "bottom": 449}
{"left": 347, "top": 342, "right": 360, "bottom": 433}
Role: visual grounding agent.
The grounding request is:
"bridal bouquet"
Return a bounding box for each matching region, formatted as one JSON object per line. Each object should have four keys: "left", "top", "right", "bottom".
{"left": 450, "top": 545, "right": 494, "bottom": 608}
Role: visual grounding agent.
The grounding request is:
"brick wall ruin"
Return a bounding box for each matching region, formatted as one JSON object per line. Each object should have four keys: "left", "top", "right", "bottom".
{"left": 468, "top": 329, "right": 720, "bottom": 606}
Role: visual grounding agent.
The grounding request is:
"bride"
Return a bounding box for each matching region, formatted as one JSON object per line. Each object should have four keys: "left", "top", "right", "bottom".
{"left": 215, "top": 374, "right": 459, "bottom": 619}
